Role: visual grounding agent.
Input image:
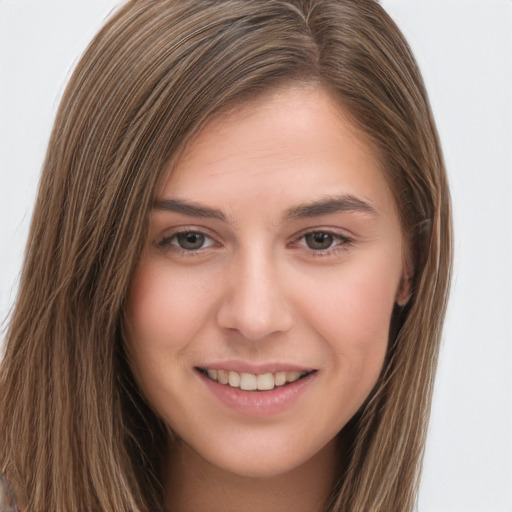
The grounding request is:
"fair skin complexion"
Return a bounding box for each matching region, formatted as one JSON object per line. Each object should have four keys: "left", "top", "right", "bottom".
{"left": 125, "top": 86, "right": 411, "bottom": 512}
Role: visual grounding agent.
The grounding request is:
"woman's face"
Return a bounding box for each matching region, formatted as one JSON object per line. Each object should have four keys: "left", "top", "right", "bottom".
{"left": 125, "top": 86, "right": 410, "bottom": 478}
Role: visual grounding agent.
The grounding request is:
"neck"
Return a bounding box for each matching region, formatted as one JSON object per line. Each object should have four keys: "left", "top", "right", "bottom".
{"left": 163, "top": 438, "right": 339, "bottom": 512}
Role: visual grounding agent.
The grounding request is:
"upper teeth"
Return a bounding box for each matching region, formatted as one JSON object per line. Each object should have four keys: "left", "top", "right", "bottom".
{"left": 204, "top": 369, "right": 309, "bottom": 391}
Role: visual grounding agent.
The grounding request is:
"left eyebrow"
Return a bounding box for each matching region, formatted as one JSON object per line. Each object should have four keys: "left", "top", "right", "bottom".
{"left": 284, "top": 195, "right": 378, "bottom": 220}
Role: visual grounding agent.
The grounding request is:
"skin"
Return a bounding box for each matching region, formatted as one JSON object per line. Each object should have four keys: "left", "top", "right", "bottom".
{"left": 125, "top": 86, "right": 411, "bottom": 512}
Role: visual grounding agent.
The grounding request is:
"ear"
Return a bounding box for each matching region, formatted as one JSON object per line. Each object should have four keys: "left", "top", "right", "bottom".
{"left": 396, "top": 260, "right": 414, "bottom": 307}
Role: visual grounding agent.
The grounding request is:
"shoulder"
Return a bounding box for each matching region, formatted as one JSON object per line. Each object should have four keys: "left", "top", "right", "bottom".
{"left": 0, "top": 474, "right": 19, "bottom": 512}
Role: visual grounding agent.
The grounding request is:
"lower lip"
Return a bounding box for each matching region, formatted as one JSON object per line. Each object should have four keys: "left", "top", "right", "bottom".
{"left": 197, "top": 370, "right": 317, "bottom": 417}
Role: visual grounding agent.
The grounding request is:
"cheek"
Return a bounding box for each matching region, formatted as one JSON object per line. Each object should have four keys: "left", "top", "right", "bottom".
{"left": 124, "top": 262, "right": 216, "bottom": 419}
{"left": 296, "top": 252, "right": 401, "bottom": 376}
{"left": 123, "top": 264, "right": 202, "bottom": 401}
{"left": 127, "top": 262, "right": 212, "bottom": 350}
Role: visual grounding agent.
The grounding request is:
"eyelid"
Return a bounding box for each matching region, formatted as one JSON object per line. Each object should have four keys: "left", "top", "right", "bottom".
{"left": 289, "top": 228, "right": 354, "bottom": 255}
{"left": 154, "top": 227, "right": 220, "bottom": 254}
{"left": 153, "top": 225, "right": 354, "bottom": 258}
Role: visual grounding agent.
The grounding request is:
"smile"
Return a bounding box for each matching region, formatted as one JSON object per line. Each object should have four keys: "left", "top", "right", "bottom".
{"left": 198, "top": 368, "right": 314, "bottom": 391}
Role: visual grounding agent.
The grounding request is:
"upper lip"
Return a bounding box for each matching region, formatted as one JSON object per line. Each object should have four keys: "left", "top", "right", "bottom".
{"left": 196, "top": 360, "right": 316, "bottom": 374}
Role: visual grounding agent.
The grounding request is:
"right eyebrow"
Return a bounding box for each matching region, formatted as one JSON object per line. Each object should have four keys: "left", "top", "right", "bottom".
{"left": 153, "top": 198, "right": 227, "bottom": 221}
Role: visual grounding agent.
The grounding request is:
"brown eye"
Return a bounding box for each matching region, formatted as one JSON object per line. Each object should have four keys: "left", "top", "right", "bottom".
{"left": 156, "top": 229, "right": 217, "bottom": 254}
{"left": 175, "top": 232, "right": 206, "bottom": 250}
{"left": 305, "top": 232, "right": 335, "bottom": 250}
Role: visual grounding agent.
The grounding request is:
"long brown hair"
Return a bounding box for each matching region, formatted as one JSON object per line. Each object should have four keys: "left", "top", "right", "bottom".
{"left": 0, "top": 1, "right": 452, "bottom": 511}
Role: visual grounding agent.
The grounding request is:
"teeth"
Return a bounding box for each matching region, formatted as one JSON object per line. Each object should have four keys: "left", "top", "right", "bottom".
{"left": 217, "top": 369, "right": 229, "bottom": 384}
{"left": 240, "top": 373, "right": 257, "bottom": 391}
{"left": 228, "top": 371, "right": 240, "bottom": 388}
{"left": 274, "top": 372, "right": 286, "bottom": 386}
{"left": 202, "top": 368, "right": 311, "bottom": 391}
{"left": 286, "top": 371, "right": 301, "bottom": 382}
{"left": 257, "top": 373, "right": 274, "bottom": 391}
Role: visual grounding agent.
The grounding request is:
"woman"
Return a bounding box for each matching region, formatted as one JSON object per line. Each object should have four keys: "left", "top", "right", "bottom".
{"left": 0, "top": 1, "right": 452, "bottom": 511}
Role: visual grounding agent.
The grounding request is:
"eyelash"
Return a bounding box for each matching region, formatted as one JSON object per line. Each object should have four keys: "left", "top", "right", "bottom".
{"left": 155, "top": 229, "right": 354, "bottom": 257}
{"left": 291, "top": 230, "right": 354, "bottom": 256}
{"left": 155, "top": 230, "right": 218, "bottom": 256}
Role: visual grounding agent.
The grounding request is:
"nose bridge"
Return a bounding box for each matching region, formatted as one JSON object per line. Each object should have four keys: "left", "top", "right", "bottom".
{"left": 216, "top": 245, "right": 293, "bottom": 340}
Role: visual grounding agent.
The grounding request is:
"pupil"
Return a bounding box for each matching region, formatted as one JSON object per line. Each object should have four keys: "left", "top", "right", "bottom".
{"left": 178, "top": 232, "right": 204, "bottom": 250}
{"left": 306, "top": 232, "right": 333, "bottom": 250}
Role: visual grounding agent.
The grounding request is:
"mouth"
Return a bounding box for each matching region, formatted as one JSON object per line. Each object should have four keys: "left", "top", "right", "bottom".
{"left": 196, "top": 368, "right": 316, "bottom": 392}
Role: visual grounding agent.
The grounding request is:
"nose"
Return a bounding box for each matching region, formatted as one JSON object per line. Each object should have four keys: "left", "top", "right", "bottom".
{"left": 216, "top": 250, "right": 294, "bottom": 341}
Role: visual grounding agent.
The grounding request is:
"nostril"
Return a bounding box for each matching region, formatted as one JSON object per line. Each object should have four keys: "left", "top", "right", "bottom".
{"left": 216, "top": 294, "right": 293, "bottom": 341}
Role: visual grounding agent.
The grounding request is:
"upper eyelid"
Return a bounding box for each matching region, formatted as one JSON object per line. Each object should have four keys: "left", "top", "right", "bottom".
{"left": 286, "top": 230, "right": 354, "bottom": 255}
{"left": 154, "top": 228, "right": 218, "bottom": 250}
{"left": 291, "top": 227, "right": 353, "bottom": 242}
{"left": 297, "top": 233, "right": 352, "bottom": 245}
{"left": 154, "top": 226, "right": 353, "bottom": 249}
{"left": 156, "top": 226, "right": 218, "bottom": 240}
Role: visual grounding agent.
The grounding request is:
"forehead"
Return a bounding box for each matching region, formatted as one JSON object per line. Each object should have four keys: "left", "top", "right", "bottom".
{"left": 158, "top": 86, "right": 395, "bottom": 220}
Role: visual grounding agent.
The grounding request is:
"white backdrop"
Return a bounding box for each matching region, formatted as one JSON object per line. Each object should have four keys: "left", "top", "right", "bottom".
{"left": 1, "top": 1, "right": 511, "bottom": 510}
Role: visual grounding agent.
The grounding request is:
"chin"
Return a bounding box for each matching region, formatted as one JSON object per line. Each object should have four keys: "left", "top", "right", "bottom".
{"left": 186, "top": 432, "right": 337, "bottom": 480}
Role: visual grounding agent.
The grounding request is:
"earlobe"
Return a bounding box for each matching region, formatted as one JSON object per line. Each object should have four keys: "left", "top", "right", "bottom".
{"left": 396, "top": 265, "right": 413, "bottom": 307}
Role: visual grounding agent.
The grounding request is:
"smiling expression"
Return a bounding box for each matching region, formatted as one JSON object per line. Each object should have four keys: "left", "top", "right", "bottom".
{"left": 125, "top": 86, "right": 410, "bottom": 478}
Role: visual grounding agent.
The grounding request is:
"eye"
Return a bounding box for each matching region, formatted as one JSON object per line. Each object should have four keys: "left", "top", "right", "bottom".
{"left": 175, "top": 232, "right": 207, "bottom": 250}
{"left": 304, "top": 232, "right": 336, "bottom": 250}
{"left": 156, "top": 230, "right": 217, "bottom": 252}
{"left": 293, "top": 230, "right": 353, "bottom": 255}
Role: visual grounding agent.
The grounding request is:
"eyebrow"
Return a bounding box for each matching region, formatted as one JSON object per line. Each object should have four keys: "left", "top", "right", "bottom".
{"left": 153, "top": 194, "right": 378, "bottom": 222}
{"left": 153, "top": 198, "right": 227, "bottom": 221}
{"left": 284, "top": 195, "right": 378, "bottom": 219}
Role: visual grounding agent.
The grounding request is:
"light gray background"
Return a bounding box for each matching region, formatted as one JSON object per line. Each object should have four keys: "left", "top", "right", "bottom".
{"left": 1, "top": 1, "right": 511, "bottom": 510}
